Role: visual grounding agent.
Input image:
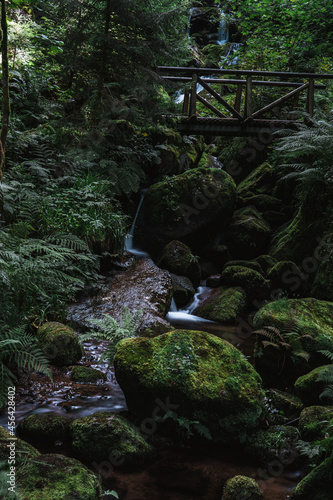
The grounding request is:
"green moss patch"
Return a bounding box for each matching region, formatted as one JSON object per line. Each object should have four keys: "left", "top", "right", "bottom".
{"left": 223, "top": 475, "right": 264, "bottom": 500}
{"left": 295, "top": 365, "right": 333, "bottom": 406}
{"left": 193, "top": 286, "right": 247, "bottom": 324}
{"left": 17, "top": 414, "right": 71, "bottom": 446}
{"left": 298, "top": 406, "right": 333, "bottom": 441}
{"left": 70, "top": 366, "right": 107, "bottom": 383}
{"left": 37, "top": 322, "right": 83, "bottom": 366}
{"left": 221, "top": 265, "right": 271, "bottom": 301}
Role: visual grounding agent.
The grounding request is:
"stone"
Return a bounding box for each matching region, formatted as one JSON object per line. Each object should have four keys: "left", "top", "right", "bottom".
{"left": 267, "top": 260, "right": 307, "bottom": 296}
{"left": 193, "top": 287, "right": 247, "bottom": 324}
{"left": 71, "top": 366, "right": 107, "bottom": 383}
{"left": 295, "top": 365, "right": 333, "bottom": 406}
{"left": 37, "top": 322, "right": 83, "bottom": 366}
{"left": 222, "top": 475, "right": 264, "bottom": 500}
{"left": 157, "top": 240, "right": 201, "bottom": 287}
{"left": 289, "top": 457, "right": 333, "bottom": 500}
{"left": 171, "top": 274, "right": 196, "bottom": 308}
{"left": 221, "top": 265, "right": 271, "bottom": 302}
{"left": 265, "top": 389, "right": 303, "bottom": 426}
{"left": 298, "top": 405, "right": 333, "bottom": 441}
{"left": 114, "top": 330, "right": 265, "bottom": 444}
{"left": 17, "top": 414, "right": 71, "bottom": 447}
{"left": 237, "top": 163, "right": 275, "bottom": 198}
{"left": 0, "top": 426, "right": 39, "bottom": 469}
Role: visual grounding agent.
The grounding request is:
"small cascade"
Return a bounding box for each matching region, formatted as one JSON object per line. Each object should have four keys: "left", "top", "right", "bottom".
{"left": 124, "top": 191, "right": 150, "bottom": 258}
{"left": 217, "top": 9, "right": 229, "bottom": 45}
{"left": 166, "top": 286, "right": 215, "bottom": 327}
{"left": 219, "top": 42, "right": 243, "bottom": 68}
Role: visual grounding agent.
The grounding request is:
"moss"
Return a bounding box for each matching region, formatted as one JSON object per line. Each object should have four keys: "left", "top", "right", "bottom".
{"left": 298, "top": 406, "right": 333, "bottom": 441}
{"left": 289, "top": 457, "right": 333, "bottom": 500}
{"left": 253, "top": 298, "right": 333, "bottom": 387}
{"left": 267, "top": 260, "right": 306, "bottom": 294}
{"left": 71, "top": 412, "right": 152, "bottom": 465}
{"left": 222, "top": 475, "right": 264, "bottom": 500}
{"left": 245, "top": 425, "right": 300, "bottom": 467}
{"left": 17, "top": 453, "right": 102, "bottom": 500}
{"left": 237, "top": 163, "right": 275, "bottom": 198}
{"left": 193, "top": 286, "right": 247, "bottom": 324}
{"left": 157, "top": 240, "right": 201, "bottom": 286}
{"left": 253, "top": 254, "right": 278, "bottom": 273}
{"left": 0, "top": 426, "right": 39, "bottom": 470}
{"left": 37, "top": 322, "right": 83, "bottom": 366}
{"left": 224, "top": 206, "right": 271, "bottom": 260}
{"left": 295, "top": 365, "right": 333, "bottom": 406}
{"left": 224, "top": 259, "right": 265, "bottom": 275}
{"left": 17, "top": 414, "right": 71, "bottom": 446}
{"left": 70, "top": 366, "right": 107, "bottom": 383}
{"left": 221, "top": 265, "right": 271, "bottom": 301}
{"left": 114, "top": 330, "right": 265, "bottom": 443}
{"left": 238, "top": 193, "right": 283, "bottom": 213}
{"left": 265, "top": 389, "right": 303, "bottom": 425}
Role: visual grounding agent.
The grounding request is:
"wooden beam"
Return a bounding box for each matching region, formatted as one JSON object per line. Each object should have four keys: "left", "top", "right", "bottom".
{"left": 307, "top": 78, "right": 315, "bottom": 116}
{"left": 198, "top": 77, "right": 243, "bottom": 120}
{"left": 196, "top": 94, "right": 227, "bottom": 118}
{"left": 252, "top": 82, "right": 309, "bottom": 119}
{"left": 182, "top": 88, "right": 190, "bottom": 116}
{"left": 245, "top": 75, "right": 252, "bottom": 119}
{"left": 189, "top": 73, "right": 197, "bottom": 117}
{"left": 158, "top": 66, "right": 333, "bottom": 79}
{"left": 235, "top": 83, "right": 242, "bottom": 113}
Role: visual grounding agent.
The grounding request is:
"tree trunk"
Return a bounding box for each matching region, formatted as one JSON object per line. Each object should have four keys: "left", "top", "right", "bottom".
{"left": 0, "top": 0, "right": 10, "bottom": 181}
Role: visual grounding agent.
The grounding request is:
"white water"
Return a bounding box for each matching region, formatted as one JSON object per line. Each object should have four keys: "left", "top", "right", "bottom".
{"left": 166, "top": 286, "right": 215, "bottom": 326}
{"left": 217, "top": 9, "right": 229, "bottom": 45}
{"left": 124, "top": 191, "right": 150, "bottom": 258}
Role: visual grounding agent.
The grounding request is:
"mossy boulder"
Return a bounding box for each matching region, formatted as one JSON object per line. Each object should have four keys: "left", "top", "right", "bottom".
{"left": 298, "top": 406, "right": 333, "bottom": 441}
{"left": 135, "top": 167, "right": 236, "bottom": 255}
{"left": 71, "top": 412, "right": 153, "bottom": 465}
{"left": 267, "top": 260, "right": 307, "bottom": 295}
{"left": 295, "top": 365, "right": 333, "bottom": 406}
{"left": 17, "top": 453, "right": 102, "bottom": 500}
{"left": 157, "top": 240, "right": 201, "bottom": 287}
{"left": 238, "top": 193, "right": 283, "bottom": 213}
{"left": 265, "top": 389, "right": 303, "bottom": 425}
{"left": 237, "top": 163, "right": 275, "bottom": 198}
{"left": 222, "top": 475, "right": 264, "bottom": 500}
{"left": 223, "top": 259, "right": 265, "bottom": 275}
{"left": 37, "top": 322, "right": 83, "bottom": 366}
{"left": 114, "top": 330, "right": 265, "bottom": 444}
{"left": 253, "top": 298, "right": 333, "bottom": 387}
{"left": 221, "top": 266, "right": 271, "bottom": 301}
{"left": 71, "top": 365, "right": 107, "bottom": 383}
{"left": 193, "top": 287, "right": 247, "bottom": 324}
{"left": 254, "top": 254, "right": 278, "bottom": 273}
{"left": 289, "top": 457, "right": 333, "bottom": 500}
{"left": 0, "top": 426, "right": 39, "bottom": 469}
{"left": 223, "top": 206, "right": 271, "bottom": 260}
{"left": 17, "top": 414, "right": 71, "bottom": 447}
{"left": 245, "top": 425, "right": 300, "bottom": 467}
{"left": 171, "top": 274, "right": 196, "bottom": 307}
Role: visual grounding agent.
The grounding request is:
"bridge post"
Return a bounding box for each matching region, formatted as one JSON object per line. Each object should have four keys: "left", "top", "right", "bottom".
{"left": 182, "top": 88, "right": 190, "bottom": 116}
{"left": 189, "top": 73, "right": 197, "bottom": 117}
{"left": 245, "top": 75, "right": 252, "bottom": 119}
{"left": 307, "top": 78, "right": 315, "bottom": 116}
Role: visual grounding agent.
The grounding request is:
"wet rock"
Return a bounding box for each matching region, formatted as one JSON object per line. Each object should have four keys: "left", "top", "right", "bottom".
{"left": 298, "top": 406, "right": 333, "bottom": 441}
{"left": 295, "top": 365, "right": 333, "bottom": 406}
{"left": 114, "top": 330, "right": 265, "bottom": 444}
{"left": 245, "top": 425, "right": 300, "bottom": 468}
{"left": 221, "top": 265, "right": 271, "bottom": 301}
{"left": 171, "top": 274, "right": 196, "bottom": 308}
{"left": 223, "top": 206, "right": 271, "bottom": 260}
{"left": 71, "top": 365, "right": 107, "bottom": 383}
{"left": 222, "top": 475, "right": 264, "bottom": 500}
{"left": 0, "top": 426, "right": 39, "bottom": 468}
{"left": 37, "top": 322, "right": 83, "bottom": 366}
{"left": 199, "top": 259, "right": 220, "bottom": 280}
{"left": 17, "top": 414, "right": 71, "bottom": 448}
{"left": 206, "top": 274, "right": 222, "bottom": 287}
{"left": 253, "top": 298, "right": 333, "bottom": 388}
{"left": 193, "top": 287, "right": 246, "bottom": 324}
{"left": 135, "top": 167, "right": 236, "bottom": 255}
{"left": 71, "top": 412, "right": 153, "bottom": 465}
{"left": 289, "top": 457, "right": 333, "bottom": 500}
{"left": 68, "top": 259, "right": 173, "bottom": 336}
{"left": 157, "top": 240, "right": 201, "bottom": 287}
{"left": 17, "top": 453, "right": 102, "bottom": 499}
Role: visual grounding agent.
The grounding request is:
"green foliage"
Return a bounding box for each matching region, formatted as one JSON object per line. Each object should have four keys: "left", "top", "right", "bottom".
{"left": 80, "top": 307, "right": 143, "bottom": 365}
{"left": 0, "top": 324, "right": 52, "bottom": 409}
{"left": 316, "top": 350, "right": 333, "bottom": 402}
{"left": 161, "top": 410, "right": 212, "bottom": 442}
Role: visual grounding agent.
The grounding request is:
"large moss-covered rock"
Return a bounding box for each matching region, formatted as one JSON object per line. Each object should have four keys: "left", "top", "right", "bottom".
{"left": 295, "top": 365, "right": 333, "bottom": 406}
{"left": 17, "top": 414, "right": 71, "bottom": 447}
{"left": 193, "top": 287, "right": 247, "bottom": 324}
{"left": 135, "top": 167, "right": 236, "bottom": 254}
{"left": 245, "top": 425, "right": 299, "bottom": 467}
{"left": 70, "top": 365, "right": 107, "bottom": 383}
{"left": 171, "top": 274, "right": 196, "bottom": 307}
{"left": 237, "top": 163, "right": 275, "bottom": 198}
{"left": 17, "top": 453, "right": 102, "bottom": 500}
{"left": 114, "top": 330, "right": 265, "bottom": 443}
{"left": 267, "top": 260, "right": 307, "bottom": 296}
{"left": 298, "top": 406, "right": 333, "bottom": 441}
{"left": 223, "top": 206, "right": 271, "bottom": 260}
{"left": 253, "top": 298, "right": 333, "bottom": 387}
{"left": 68, "top": 259, "right": 173, "bottom": 335}
{"left": 71, "top": 412, "right": 153, "bottom": 465}
{"left": 289, "top": 457, "right": 333, "bottom": 500}
{"left": 222, "top": 475, "right": 264, "bottom": 500}
{"left": 37, "top": 322, "right": 83, "bottom": 366}
{"left": 0, "top": 426, "right": 39, "bottom": 469}
{"left": 221, "top": 265, "right": 271, "bottom": 301}
{"left": 157, "top": 240, "right": 201, "bottom": 287}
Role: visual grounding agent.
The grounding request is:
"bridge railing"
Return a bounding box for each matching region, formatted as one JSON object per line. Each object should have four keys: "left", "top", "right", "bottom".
{"left": 158, "top": 66, "right": 333, "bottom": 125}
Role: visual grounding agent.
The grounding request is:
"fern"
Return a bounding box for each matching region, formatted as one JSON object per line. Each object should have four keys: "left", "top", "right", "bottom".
{"left": 80, "top": 307, "right": 143, "bottom": 365}
{"left": 0, "top": 324, "right": 53, "bottom": 409}
{"left": 161, "top": 411, "right": 212, "bottom": 441}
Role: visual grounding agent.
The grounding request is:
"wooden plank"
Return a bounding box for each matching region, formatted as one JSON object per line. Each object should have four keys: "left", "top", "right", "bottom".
{"left": 252, "top": 82, "right": 309, "bottom": 119}
{"left": 196, "top": 93, "right": 227, "bottom": 118}
{"left": 189, "top": 73, "right": 197, "bottom": 117}
{"left": 158, "top": 66, "right": 333, "bottom": 79}
{"left": 307, "top": 78, "right": 315, "bottom": 116}
{"left": 198, "top": 77, "right": 243, "bottom": 120}
{"left": 161, "top": 76, "right": 326, "bottom": 89}
{"left": 245, "top": 76, "right": 252, "bottom": 118}
{"left": 182, "top": 88, "right": 189, "bottom": 116}
{"left": 235, "top": 83, "right": 242, "bottom": 113}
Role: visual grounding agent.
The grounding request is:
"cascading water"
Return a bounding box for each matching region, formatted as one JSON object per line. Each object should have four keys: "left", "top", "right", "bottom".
{"left": 217, "top": 9, "right": 229, "bottom": 45}
{"left": 124, "top": 190, "right": 150, "bottom": 258}
{"left": 166, "top": 286, "right": 216, "bottom": 328}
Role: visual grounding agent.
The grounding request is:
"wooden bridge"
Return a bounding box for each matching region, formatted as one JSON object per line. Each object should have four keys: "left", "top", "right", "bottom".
{"left": 158, "top": 66, "right": 333, "bottom": 136}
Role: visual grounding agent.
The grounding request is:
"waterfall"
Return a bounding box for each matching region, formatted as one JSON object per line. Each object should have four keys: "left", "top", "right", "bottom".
{"left": 124, "top": 191, "right": 149, "bottom": 258}
{"left": 217, "top": 9, "right": 229, "bottom": 45}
